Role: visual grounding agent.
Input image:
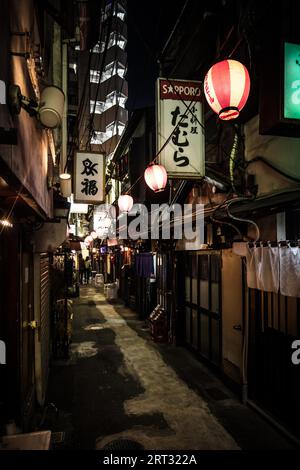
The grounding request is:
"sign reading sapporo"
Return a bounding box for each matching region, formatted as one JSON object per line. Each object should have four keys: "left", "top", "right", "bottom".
{"left": 284, "top": 42, "right": 300, "bottom": 120}
{"left": 156, "top": 78, "right": 205, "bottom": 179}
{"left": 74, "top": 151, "right": 105, "bottom": 204}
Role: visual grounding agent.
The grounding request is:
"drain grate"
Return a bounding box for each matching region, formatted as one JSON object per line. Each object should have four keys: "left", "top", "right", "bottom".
{"left": 102, "top": 439, "right": 144, "bottom": 451}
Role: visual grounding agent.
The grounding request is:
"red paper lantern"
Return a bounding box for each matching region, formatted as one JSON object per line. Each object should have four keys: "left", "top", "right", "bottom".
{"left": 204, "top": 59, "right": 250, "bottom": 120}
{"left": 144, "top": 164, "right": 167, "bottom": 193}
{"left": 118, "top": 194, "right": 133, "bottom": 213}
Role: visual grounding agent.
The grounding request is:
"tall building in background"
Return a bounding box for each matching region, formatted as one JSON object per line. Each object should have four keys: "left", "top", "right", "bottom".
{"left": 89, "top": 0, "right": 128, "bottom": 163}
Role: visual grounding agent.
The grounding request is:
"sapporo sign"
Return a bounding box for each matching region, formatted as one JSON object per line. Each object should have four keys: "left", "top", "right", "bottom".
{"left": 284, "top": 42, "right": 300, "bottom": 120}
{"left": 74, "top": 151, "right": 105, "bottom": 204}
{"left": 156, "top": 78, "right": 205, "bottom": 179}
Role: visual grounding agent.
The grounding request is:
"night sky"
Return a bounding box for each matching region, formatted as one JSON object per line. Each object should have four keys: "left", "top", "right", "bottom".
{"left": 126, "top": 0, "right": 187, "bottom": 111}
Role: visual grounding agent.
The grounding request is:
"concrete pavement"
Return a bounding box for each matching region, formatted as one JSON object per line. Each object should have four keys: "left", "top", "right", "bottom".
{"left": 45, "top": 286, "right": 295, "bottom": 450}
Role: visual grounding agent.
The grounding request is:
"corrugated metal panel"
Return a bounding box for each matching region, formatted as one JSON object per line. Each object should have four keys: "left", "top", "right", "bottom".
{"left": 40, "top": 254, "right": 50, "bottom": 401}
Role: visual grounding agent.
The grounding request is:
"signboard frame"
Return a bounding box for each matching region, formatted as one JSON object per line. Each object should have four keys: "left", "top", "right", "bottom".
{"left": 156, "top": 77, "right": 205, "bottom": 179}
{"left": 74, "top": 151, "right": 106, "bottom": 204}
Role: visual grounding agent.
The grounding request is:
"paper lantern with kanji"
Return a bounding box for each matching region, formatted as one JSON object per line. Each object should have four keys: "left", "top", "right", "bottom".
{"left": 144, "top": 164, "right": 167, "bottom": 193}
{"left": 204, "top": 59, "right": 250, "bottom": 120}
{"left": 118, "top": 195, "right": 133, "bottom": 213}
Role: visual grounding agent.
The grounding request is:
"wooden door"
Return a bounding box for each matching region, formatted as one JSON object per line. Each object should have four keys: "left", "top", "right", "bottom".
{"left": 20, "top": 251, "right": 35, "bottom": 429}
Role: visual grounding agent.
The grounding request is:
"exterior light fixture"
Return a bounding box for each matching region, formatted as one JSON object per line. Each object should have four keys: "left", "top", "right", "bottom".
{"left": 38, "top": 86, "right": 65, "bottom": 128}
{"left": 204, "top": 59, "right": 250, "bottom": 120}
{"left": 144, "top": 164, "right": 167, "bottom": 193}
{"left": 118, "top": 194, "right": 133, "bottom": 213}
{"left": 59, "top": 173, "right": 72, "bottom": 198}
{"left": 8, "top": 84, "right": 65, "bottom": 128}
{"left": 0, "top": 219, "right": 13, "bottom": 228}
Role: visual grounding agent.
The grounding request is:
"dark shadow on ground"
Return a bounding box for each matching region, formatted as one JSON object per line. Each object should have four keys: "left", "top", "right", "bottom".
{"left": 44, "top": 296, "right": 170, "bottom": 449}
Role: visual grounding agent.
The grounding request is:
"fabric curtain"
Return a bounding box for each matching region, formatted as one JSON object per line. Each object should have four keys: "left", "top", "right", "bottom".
{"left": 258, "top": 247, "right": 279, "bottom": 293}
{"left": 135, "top": 253, "right": 154, "bottom": 278}
{"left": 245, "top": 245, "right": 300, "bottom": 296}
{"left": 279, "top": 246, "right": 300, "bottom": 297}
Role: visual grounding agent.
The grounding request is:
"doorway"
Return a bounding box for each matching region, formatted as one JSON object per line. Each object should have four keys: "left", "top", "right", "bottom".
{"left": 182, "top": 252, "right": 222, "bottom": 369}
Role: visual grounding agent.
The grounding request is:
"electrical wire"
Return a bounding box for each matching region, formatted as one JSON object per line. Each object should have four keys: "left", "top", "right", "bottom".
{"left": 210, "top": 216, "right": 242, "bottom": 238}
{"left": 86, "top": 0, "right": 116, "bottom": 151}
{"left": 77, "top": 3, "right": 112, "bottom": 152}
{"left": 123, "top": 96, "right": 201, "bottom": 196}
{"left": 226, "top": 197, "right": 260, "bottom": 242}
{"left": 114, "top": 7, "right": 249, "bottom": 198}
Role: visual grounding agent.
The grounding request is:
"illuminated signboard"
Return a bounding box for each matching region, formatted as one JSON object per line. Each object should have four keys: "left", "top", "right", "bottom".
{"left": 284, "top": 42, "right": 300, "bottom": 120}
{"left": 74, "top": 151, "right": 105, "bottom": 204}
{"left": 156, "top": 78, "right": 205, "bottom": 179}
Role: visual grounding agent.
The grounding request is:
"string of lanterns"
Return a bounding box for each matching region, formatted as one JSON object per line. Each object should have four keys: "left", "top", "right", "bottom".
{"left": 112, "top": 59, "right": 250, "bottom": 213}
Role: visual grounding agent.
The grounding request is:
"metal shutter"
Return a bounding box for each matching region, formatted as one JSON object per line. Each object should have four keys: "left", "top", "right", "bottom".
{"left": 34, "top": 253, "right": 50, "bottom": 406}
{"left": 40, "top": 254, "right": 50, "bottom": 401}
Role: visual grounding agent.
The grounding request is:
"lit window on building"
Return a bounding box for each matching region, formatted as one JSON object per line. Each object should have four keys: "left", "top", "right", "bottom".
{"left": 100, "top": 61, "right": 126, "bottom": 83}
{"left": 106, "top": 91, "right": 127, "bottom": 109}
{"left": 91, "top": 131, "right": 106, "bottom": 145}
{"left": 106, "top": 121, "right": 125, "bottom": 136}
{"left": 103, "top": 2, "right": 126, "bottom": 22}
{"left": 92, "top": 43, "right": 101, "bottom": 53}
{"left": 91, "top": 121, "right": 125, "bottom": 145}
{"left": 115, "top": 3, "right": 126, "bottom": 21}
{"left": 90, "top": 100, "right": 105, "bottom": 114}
{"left": 108, "top": 32, "right": 127, "bottom": 50}
{"left": 90, "top": 69, "right": 101, "bottom": 83}
{"left": 69, "top": 63, "right": 77, "bottom": 74}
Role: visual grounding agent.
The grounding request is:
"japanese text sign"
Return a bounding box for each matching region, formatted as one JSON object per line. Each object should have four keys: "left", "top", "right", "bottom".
{"left": 284, "top": 42, "right": 300, "bottom": 120}
{"left": 74, "top": 151, "right": 105, "bottom": 204}
{"left": 156, "top": 78, "right": 205, "bottom": 179}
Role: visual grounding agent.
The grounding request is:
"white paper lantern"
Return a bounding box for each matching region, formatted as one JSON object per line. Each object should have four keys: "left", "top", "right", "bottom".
{"left": 118, "top": 194, "right": 134, "bottom": 213}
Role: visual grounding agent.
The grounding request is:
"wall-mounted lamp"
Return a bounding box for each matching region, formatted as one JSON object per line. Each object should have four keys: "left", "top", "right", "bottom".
{"left": 8, "top": 84, "right": 65, "bottom": 129}
{"left": 59, "top": 173, "right": 72, "bottom": 198}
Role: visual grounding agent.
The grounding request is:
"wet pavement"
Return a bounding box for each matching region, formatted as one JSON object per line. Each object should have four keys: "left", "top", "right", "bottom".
{"left": 45, "top": 286, "right": 296, "bottom": 450}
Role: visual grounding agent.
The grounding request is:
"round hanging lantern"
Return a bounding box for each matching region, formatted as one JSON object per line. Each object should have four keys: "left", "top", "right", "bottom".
{"left": 86, "top": 235, "right": 93, "bottom": 243}
{"left": 90, "top": 231, "right": 97, "bottom": 239}
{"left": 118, "top": 194, "right": 133, "bottom": 213}
{"left": 84, "top": 236, "right": 91, "bottom": 244}
{"left": 144, "top": 164, "right": 167, "bottom": 193}
{"left": 204, "top": 59, "right": 250, "bottom": 120}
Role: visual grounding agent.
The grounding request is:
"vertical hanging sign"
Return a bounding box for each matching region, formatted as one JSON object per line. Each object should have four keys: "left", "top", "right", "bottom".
{"left": 74, "top": 151, "right": 106, "bottom": 204}
{"left": 156, "top": 78, "right": 205, "bottom": 179}
{"left": 284, "top": 42, "right": 300, "bottom": 120}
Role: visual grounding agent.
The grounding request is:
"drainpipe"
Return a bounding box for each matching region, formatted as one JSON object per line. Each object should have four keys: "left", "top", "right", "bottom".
{"left": 241, "top": 262, "right": 249, "bottom": 404}
{"left": 60, "top": 42, "right": 68, "bottom": 176}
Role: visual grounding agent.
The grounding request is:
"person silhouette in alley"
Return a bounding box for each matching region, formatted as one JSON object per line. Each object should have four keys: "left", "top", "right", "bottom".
{"left": 78, "top": 253, "right": 85, "bottom": 284}
{"left": 84, "top": 256, "right": 92, "bottom": 284}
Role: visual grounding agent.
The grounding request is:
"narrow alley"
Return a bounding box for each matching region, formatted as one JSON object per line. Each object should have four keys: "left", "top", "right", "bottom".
{"left": 45, "top": 286, "right": 294, "bottom": 450}
{"left": 1, "top": 0, "right": 300, "bottom": 460}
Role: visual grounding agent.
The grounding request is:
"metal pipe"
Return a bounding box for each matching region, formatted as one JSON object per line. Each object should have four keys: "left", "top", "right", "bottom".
{"left": 60, "top": 42, "right": 68, "bottom": 175}
{"left": 204, "top": 176, "right": 226, "bottom": 191}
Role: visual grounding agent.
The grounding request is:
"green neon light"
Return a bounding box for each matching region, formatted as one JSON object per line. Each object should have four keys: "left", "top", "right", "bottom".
{"left": 284, "top": 42, "right": 300, "bottom": 120}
